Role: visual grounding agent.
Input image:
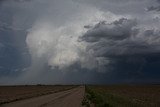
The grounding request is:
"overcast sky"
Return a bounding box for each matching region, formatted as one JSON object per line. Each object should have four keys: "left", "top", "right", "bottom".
{"left": 0, "top": 0, "right": 160, "bottom": 85}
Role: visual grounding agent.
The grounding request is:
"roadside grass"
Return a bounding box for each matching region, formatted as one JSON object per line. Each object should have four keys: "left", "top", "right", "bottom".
{"left": 83, "top": 85, "right": 160, "bottom": 107}
{"left": 85, "top": 86, "right": 138, "bottom": 107}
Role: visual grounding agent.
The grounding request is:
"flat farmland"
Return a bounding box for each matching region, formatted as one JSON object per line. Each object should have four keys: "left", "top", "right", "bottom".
{"left": 84, "top": 85, "right": 160, "bottom": 107}
{"left": 0, "top": 85, "right": 76, "bottom": 105}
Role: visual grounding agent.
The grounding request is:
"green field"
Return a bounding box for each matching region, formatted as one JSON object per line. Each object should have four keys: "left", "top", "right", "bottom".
{"left": 82, "top": 85, "right": 160, "bottom": 107}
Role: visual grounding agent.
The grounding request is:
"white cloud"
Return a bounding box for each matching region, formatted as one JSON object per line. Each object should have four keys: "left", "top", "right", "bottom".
{"left": 26, "top": 0, "right": 123, "bottom": 72}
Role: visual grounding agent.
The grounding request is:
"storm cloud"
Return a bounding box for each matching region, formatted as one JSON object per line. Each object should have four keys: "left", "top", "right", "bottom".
{"left": 147, "top": 0, "right": 160, "bottom": 12}
{"left": 0, "top": 0, "right": 160, "bottom": 84}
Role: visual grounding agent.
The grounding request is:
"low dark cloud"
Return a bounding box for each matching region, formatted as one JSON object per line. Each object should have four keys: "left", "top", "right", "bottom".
{"left": 80, "top": 18, "right": 137, "bottom": 42}
{"left": 80, "top": 18, "right": 160, "bottom": 83}
{"left": 147, "top": 0, "right": 160, "bottom": 12}
{"left": 81, "top": 18, "right": 160, "bottom": 56}
{"left": 147, "top": 6, "right": 160, "bottom": 12}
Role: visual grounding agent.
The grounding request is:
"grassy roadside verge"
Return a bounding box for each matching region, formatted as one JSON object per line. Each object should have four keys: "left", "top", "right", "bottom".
{"left": 82, "top": 86, "right": 144, "bottom": 107}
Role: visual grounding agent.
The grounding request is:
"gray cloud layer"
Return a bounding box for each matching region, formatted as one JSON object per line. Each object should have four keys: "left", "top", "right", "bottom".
{"left": 0, "top": 0, "right": 160, "bottom": 84}
{"left": 80, "top": 18, "right": 160, "bottom": 56}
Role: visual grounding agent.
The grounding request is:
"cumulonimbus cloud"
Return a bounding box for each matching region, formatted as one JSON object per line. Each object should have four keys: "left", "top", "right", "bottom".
{"left": 25, "top": 0, "right": 124, "bottom": 75}
{"left": 1, "top": 0, "right": 160, "bottom": 84}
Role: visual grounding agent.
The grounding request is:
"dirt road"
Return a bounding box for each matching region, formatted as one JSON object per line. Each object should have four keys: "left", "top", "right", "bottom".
{"left": 1, "top": 86, "right": 85, "bottom": 107}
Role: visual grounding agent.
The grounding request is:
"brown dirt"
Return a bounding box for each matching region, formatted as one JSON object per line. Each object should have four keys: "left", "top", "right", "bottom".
{"left": 0, "top": 85, "right": 75, "bottom": 104}
{"left": 1, "top": 86, "right": 85, "bottom": 107}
